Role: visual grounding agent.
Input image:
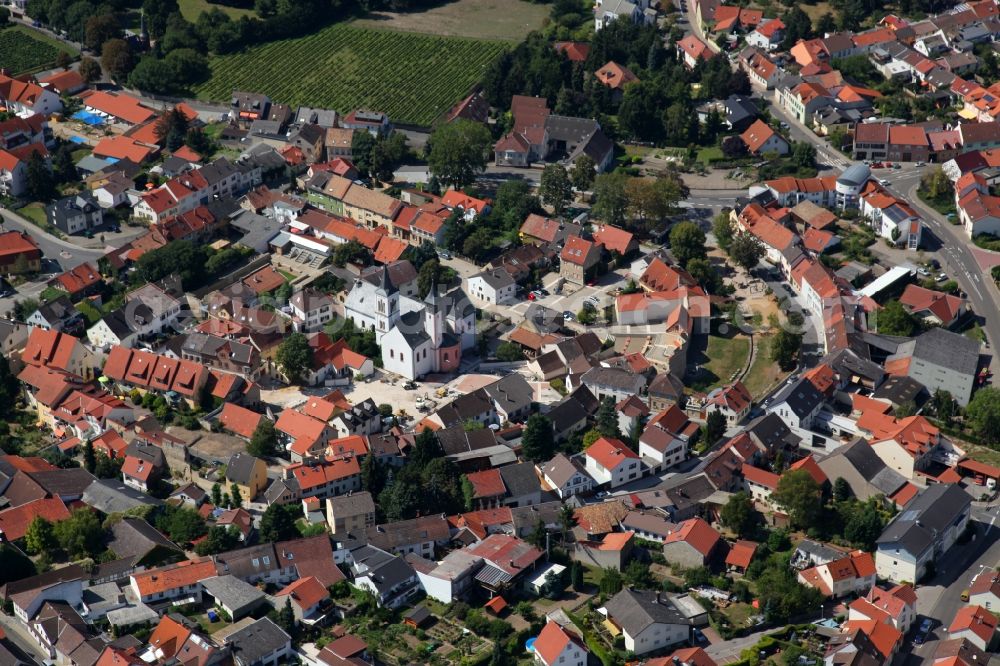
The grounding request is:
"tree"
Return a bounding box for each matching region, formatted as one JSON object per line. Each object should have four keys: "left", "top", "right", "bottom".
{"left": 84, "top": 13, "right": 121, "bottom": 52}
{"left": 101, "top": 39, "right": 135, "bottom": 82}
{"left": 771, "top": 328, "right": 802, "bottom": 371}
{"left": 25, "top": 151, "right": 55, "bottom": 202}
{"left": 211, "top": 482, "right": 223, "bottom": 507}
{"left": 427, "top": 120, "right": 492, "bottom": 188}
{"left": 195, "top": 525, "right": 241, "bottom": 556}
{"left": 53, "top": 508, "right": 104, "bottom": 559}
{"left": 276, "top": 333, "right": 313, "bottom": 383}
{"left": 495, "top": 341, "right": 524, "bottom": 362}
{"left": 599, "top": 567, "right": 623, "bottom": 595}
{"left": 155, "top": 108, "right": 191, "bottom": 151}
{"left": 260, "top": 503, "right": 300, "bottom": 542}
{"left": 277, "top": 597, "right": 296, "bottom": 634}
{"left": 687, "top": 258, "right": 723, "bottom": 295}
{"left": 571, "top": 155, "right": 596, "bottom": 191}
{"left": 875, "top": 300, "right": 917, "bottom": 337}
{"left": 522, "top": 414, "right": 555, "bottom": 462}
{"left": 55, "top": 51, "right": 72, "bottom": 70}
{"left": 772, "top": 469, "right": 823, "bottom": 530}
{"left": 924, "top": 169, "right": 958, "bottom": 201}
{"left": 721, "top": 492, "right": 758, "bottom": 538}
{"left": 931, "top": 389, "right": 956, "bottom": 425}
{"left": 815, "top": 12, "right": 837, "bottom": 34}
{"left": 83, "top": 439, "right": 96, "bottom": 473}
{"left": 371, "top": 132, "right": 410, "bottom": 183}
{"left": 247, "top": 419, "right": 277, "bottom": 458}
{"left": 596, "top": 396, "right": 622, "bottom": 438}
{"left": 669, "top": 221, "right": 707, "bottom": 268}
{"left": 844, "top": 502, "right": 885, "bottom": 550}
{"left": 230, "top": 483, "right": 243, "bottom": 508}
{"left": 626, "top": 172, "right": 688, "bottom": 231}
{"left": 570, "top": 560, "right": 584, "bottom": 590}
{"left": 361, "top": 451, "right": 385, "bottom": 496}
{"left": 351, "top": 131, "right": 377, "bottom": 176}
{"left": 781, "top": 6, "right": 813, "bottom": 50}
{"left": 559, "top": 503, "right": 577, "bottom": 542}
{"left": 705, "top": 411, "right": 726, "bottom": 446}
{"left": 791, "top": 142, "right": 817, "bottom": 170}
{"left": 157, "top": 506, "right": 207, "bottom": 544}
{"left": 78, "top": 57, "right": 102, "bottom": 83}
{"left": 833, "top": 477, "right": 852, "bottom": 502}
{"left": 729, "top": 233, "right": 765, "bottom": 271}
{"left": 333, "top": 239, "right": 371, "bottom": 268}
{"left": 966, "top": 387, "right": 1000, "bottom": 445}
{"left": 712, "top": 211, "right": 735, "bottom": 251}
{"left": 24, "top": 516, "right": 56, "bottom": 555}
{"left": 582, "top": 429, "right": 602, "bottom": 447}
{"left": 540, "top": 164, "right": 572, "bottom": 214}
{"left": 592, "top": 172, "right": 629, "bottom": 225}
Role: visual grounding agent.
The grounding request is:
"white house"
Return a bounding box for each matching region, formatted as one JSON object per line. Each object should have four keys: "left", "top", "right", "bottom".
{"left": 538, "top": 453, "right": 595, "bottom": 499}
{"left": 602, "top": 589, "right": 691, "bottom": 656}
{"left": 466, "top": 269, "right": 517, "bottom": 305}
{"left": 584, "top": 436, "right": 642, "bottom": 488}
{"left": 874, "top": 484, "right": 971, "bottom": 583}
{"left": 766, "top": 377, "right": 825, "bottom": 441}
{"left": 594, "top": 0, "right": 654, "bottom": 31}
{"left": 532, "top": 620, "right": 587, "bottom": 666}
{"left": 289, "top": 289, "right": 335, "bottom": 333}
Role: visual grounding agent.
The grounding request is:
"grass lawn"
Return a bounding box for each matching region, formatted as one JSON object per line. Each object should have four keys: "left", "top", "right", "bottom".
{"left": 964, "top": 442, "right": 1000, "bottom": 469}
{"left": 697, "top": 146, "right": 724, "bottom": 164}
{"left": 277, "top": 268, "right": 296, "bottom": 282}
{"left": 39, "top": 286, "right": 69, "bottom": 303}
{"left": 720, "top": 601, "right": 757, "bottom": 629}
{"left": 19, "top": 202, "right": 49, "bottom": 227}
{"left": 743, "top": 333, "right": 790, "bottom": 398}
{"left": 194, "top": 23, "right": 507, "bottom": 126}
{"left": 352, "top": 0, "right": 549, "bottom": 42}
{"left": 686, "top": 329, "right": 751, "bottom": 392}
{"left": 71, "top": 147, "right": 92, "bottom": 162}
{"left": 178, "top": 0, "right": 255, "bottom": 21}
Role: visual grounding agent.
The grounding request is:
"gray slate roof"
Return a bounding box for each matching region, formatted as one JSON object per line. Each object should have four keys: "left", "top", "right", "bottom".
{"left": 108, "top": 517, "right": 181, "bottom": 560}
{"left": 81, "top": 479, "right": 162, "bottom": 514}
{"left": 226, "top": 452, "right": 261, "bottom": 485}
{"left": 225, "top": 617, "right": 290, "bottom": 664}
{"left": 910, "top": 327, "right": 980, "bottom": 376}
{"left": 604, "top": 589, "right": 691, "bottom": 635}
{"left": 202, "top": 575, "right": 266, "bottom": 613}
{"left": 876, "top": 483, "right": 971, "bottom": 557}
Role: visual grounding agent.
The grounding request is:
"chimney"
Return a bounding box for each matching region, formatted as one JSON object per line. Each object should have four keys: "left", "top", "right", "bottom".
{"left": 655, "top": 591, "right": 661, "bottom": 604}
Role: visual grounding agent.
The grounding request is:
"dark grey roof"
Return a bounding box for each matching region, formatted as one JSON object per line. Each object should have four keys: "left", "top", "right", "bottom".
{"left": 510, "top": 501, "right": 563, "bottom": 535}
{"left": 827, "top": 347, "right": 886, "bottom": 384}
{"left": 435, "top": 391, "right": 495, "bottom": 428}
{"left": 663, "top": 474, "right": 715, "bottom": 513}
{"left": 724, "top": 95, "right": 760, "bottom": 127}
{"left": 876, "top": 484, "right": 971, "bottom": 557}
{"left": 396, "top": 310, "right": 430, "bottom": 349}
{"left": 483, "top": 374, "right": 533, "bottom": 414}
{"left": 604, "top": 589, "right": 691, "bottom": 635}
{"left": 437, "top": 425, "right": 499, "bottom": 454}
{"left": 910, "top": 327, "right": 980, "bottom": 376}
{"left": 581, "top": 366, "right": 647, "bottom": 393}
{"left": 327, "top": 491, "right": 375, "bottom": 516}
{"left": 226, "top": 452, "right": 261, "bottom": 485}
{"left": 365, "top": 515, "right": 450, "bottom": 551}
{"left": 771, "top": 377, "right": 825, "bottom": 418}
{"left": 350, "top": 545, "right": 417, "bottom": 593}
{"left": 215, "top": 543, "right": 281, "bottom": 580}
{"left": 108, "top": 517, "right": 181, "bottom": 560}
{"left": 29, "top": 468, "right": 96, "bottom": 496}
{"left": 648, "top": 373, "right": 685, "bottom": 400}
{"left": 202, "top": 574, "right": 266, "bottom": 612}
{"left": 497, "top": 462, "right": 542, "bottom": 498}
{"left": 81, "top": 479, "right": 162, "bottom": 514}
{"left": 474, "top": 268, "right": 516, "bottom": 290}
{"left": 46, "top": 192, "right": 100, "bottom": 225}
{"left": 872, "top": 376, "right": 927, "bottom": 408}
{"left": 828, "top": 438, "right": 907, "bottom": 496}
{"left": 264, "top": 477, "right": 300, "bottom": 505}
{"left": 547, "top": 397, "right": 588, "bottom": 435}
{"left": 746, "top": 413, "right": 800, "bottom": 452}
{"left": 31, "top": 296, "right": 80, "bottom": 325}
{"left": 544, "top": 114, "right": 601, "bottom": 144}
{"left": 225, "top": 617, "right": 290, "bottom": 663}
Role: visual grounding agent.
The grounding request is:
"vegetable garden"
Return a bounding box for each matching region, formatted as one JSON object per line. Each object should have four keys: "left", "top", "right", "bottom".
{"left": 0, "top": 27, "right": 65, "bottom": 76}
{"left": 194, "top": 23, "right": 507, "bottom": 127}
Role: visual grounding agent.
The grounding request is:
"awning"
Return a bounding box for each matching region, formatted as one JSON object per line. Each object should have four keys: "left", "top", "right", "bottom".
{"left": 958, "top": 107, "right": 979, "bottom": 119}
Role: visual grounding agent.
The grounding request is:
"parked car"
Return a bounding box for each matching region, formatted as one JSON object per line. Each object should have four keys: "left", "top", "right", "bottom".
{"left": 914, "top": 618, "right": 934, "bottom": 645}
{"left": 916, "top": 161, "right": 926, "bottom": 167}
{"left": 917, "top": 268, "right": 930, "bottom": 276}
{"left": 937, "top": 273, "right": 948, "bottom": 282}
{"left": 563, "top": 311, "right": 575, "bottom": 321}
{"left": 438, "top": 250, "right": 452, "bottom": 260}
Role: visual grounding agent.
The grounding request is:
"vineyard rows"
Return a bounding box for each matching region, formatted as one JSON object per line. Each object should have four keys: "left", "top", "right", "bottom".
{"left": 195, "top": 24, "right": 507, "bottom": 126}
{"left": 0, "top": 28, "right": 61, "bottom": 76}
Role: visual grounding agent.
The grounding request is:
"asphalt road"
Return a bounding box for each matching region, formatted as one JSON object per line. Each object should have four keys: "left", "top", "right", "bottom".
{"left": 0, "top": 208, "right": 107, "bottom": 271}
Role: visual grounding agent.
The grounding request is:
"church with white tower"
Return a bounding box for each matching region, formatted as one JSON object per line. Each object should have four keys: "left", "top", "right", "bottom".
{"left": 344, "top": 267, "right": 476, "bottom": 380}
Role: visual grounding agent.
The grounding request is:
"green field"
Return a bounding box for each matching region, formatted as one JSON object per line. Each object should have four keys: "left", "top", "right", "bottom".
{"left": 194, "top": 23, "right": 507, "bottom": 126}
{"left": 0, "top": 26, "right": 75, "bottom": 75}
{"left": 178, "top": 0, "right": 255, "bottom": 22}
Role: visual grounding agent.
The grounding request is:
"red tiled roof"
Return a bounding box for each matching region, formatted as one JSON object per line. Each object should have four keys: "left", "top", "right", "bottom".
{"left": 533, "top": 620, "right": 583, "bottom": 665}
{"left": 276, "top": 575, "right": 329, "bottom": 610}
{"left": 79, "top": 90, "right": 156, "bottom": 125}
{"left": 131, "top": 558, "right": 218, "bottom": 596}
{"left": 585, "top": 436, "right": 638, "bottom": 470}
{"left": 742, "top": 463, "right": 779, "bottom": 490}
{"left": 741, "top": 119, "right": 778, "bottom": 153}
{"left": 949, "top": 605, "right": 998, "bottom": 642}
{"left": 789, "top": 455, "right": 828, "bottom": 485}
{"left": 725, "top": 540, "right": 757, "bottom": 569}
{"left": 148, "top": 615, "right": 191, "bottom": 661}
{"left": 288, "top": 458, "right": 361, "bottom": 490}
{"left": 93, "top": 135, "right": 157, "bottom": 163}
{"left": 466, "top": 468, "right": 507, "bottom": 498}
{"left": 0, "top": 497, "right": 70, "bottom": 541}
{"left": 560, "top": 235, "right": 596, "bottom": 266}
{"left": 595, "top": 61, "right": 638, "bottom": 90}
{"left": 218, "top": 403, "right": 263, "bottom": 439}
{"left": 553, "top": 41, "right": 590, "bottom": 62}
{"left": 663, "top": 517, "right": 720, "bottom": 557}
{"left": 0, "top": 230, "right": 41, "bottom": 259}
{"left": 592, "top": 224, "right": 635, "bottom": 255}
{"left": 54, "top": 262, "right": 101, "bottom": 296}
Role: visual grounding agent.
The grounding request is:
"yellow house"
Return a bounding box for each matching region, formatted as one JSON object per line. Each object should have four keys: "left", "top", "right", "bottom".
{"left": 341, "top": 183, "right": 403, "bottom": 229}
{"left": 225, "top": 452, "right": 269, "bottom": 504}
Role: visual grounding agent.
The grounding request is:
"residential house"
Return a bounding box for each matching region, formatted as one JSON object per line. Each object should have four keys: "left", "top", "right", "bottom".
{"left": 223, "top": 617, "right": 293, "bottom": 666}
{"left": 639, "top": 405, "right": 698, "bottom": 472}
{"left": 602, "top": 589, "right": 692, "bottom": 655}
{"left": 325, "top": 491, "right": 376, "bottom": 536}
{"left": 533, "top": 620, "right": 587, "bottom": 666}
{"left": 875, "top": 483, "right": 971, "bottom": 583}
{"left": 585, "top": 436, "right": 642, "bottom": 488}
{"left": 274, "top": 576, "right": 330, "bottom": 625}
{"left": 560, "top": 236, "right": 601, "bottom": 285}
{"left": 467, "top": 269, "right": 518, "bottom": 305}
{"left": 798, "top": 550, "right": 877, "bottom": 598}
{"left": 661, "top": 517, "right": 721, "bottom": 568}
{"left": 46, "top": 193, "right": 104, "bottom": 235}
{"left": 128, "top": 558, "right": 218, "bottom": 605}
{"left": 741, "top": 119, "right": 789, "bottom": 155}
{"left": 885, "top": 327, "right": 980, "bottom": 406}
{"left": 225, "top": 452, "right": 269, "bottom": 504}
{"left": 848, "top": 584, "right": 917, "bottom": 632}
{"left": 0, "top": 231, "right": 41, "bottom": 273}
{"left": 947, "top": 606, "right": 998, "bottom": 651}
{"left": 538, "top": 453, "right": 594, "bottom": 499}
